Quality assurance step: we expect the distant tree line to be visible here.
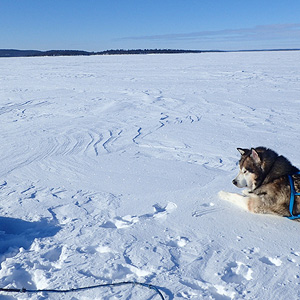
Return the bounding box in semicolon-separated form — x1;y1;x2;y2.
98;49;206;55
0;49;92;57
0;49;219;58
0;48;299;58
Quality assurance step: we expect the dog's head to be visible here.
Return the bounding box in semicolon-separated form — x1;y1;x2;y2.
232;148;263;191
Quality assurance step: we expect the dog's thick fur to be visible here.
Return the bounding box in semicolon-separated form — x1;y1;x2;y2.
219;147;300;219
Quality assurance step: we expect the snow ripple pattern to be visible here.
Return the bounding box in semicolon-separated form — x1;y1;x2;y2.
1;52;300;299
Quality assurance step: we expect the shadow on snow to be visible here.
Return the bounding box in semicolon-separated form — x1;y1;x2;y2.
0;217;61;256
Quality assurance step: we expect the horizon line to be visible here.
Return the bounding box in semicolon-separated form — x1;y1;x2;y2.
1;48;300;58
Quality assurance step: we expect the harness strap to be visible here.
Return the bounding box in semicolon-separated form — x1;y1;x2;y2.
287;172;300;220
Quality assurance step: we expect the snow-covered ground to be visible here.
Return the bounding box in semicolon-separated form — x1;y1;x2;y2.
0;51;300;299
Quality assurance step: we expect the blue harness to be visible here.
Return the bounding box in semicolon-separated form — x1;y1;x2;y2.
287;172;300;220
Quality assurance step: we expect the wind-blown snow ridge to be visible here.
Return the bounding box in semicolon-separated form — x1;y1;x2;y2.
0;52;300;299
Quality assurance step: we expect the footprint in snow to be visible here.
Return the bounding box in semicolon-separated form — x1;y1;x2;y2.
100;202;177;229
167;236;190;247
192;203;221;217
0;181;7;189
259;256;282;266
221;261;253;284
152;202;177;219
101;215;139;229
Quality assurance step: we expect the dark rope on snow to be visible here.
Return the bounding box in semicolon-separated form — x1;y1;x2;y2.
0;281;166;300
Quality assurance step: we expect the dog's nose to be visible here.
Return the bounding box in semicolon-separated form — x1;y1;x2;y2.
232;179;237;186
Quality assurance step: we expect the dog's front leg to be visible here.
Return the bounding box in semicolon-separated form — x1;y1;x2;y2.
218;191;250;211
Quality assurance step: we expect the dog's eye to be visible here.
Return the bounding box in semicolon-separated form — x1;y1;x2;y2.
243;170;248;174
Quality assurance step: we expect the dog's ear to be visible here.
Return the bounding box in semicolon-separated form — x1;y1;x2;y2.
250;148;261;164
237;148;248;155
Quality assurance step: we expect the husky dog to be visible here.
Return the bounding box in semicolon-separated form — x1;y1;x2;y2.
218;147;300;219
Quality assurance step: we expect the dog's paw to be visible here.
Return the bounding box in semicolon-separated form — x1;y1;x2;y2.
218;190;231;201
242;189;252;196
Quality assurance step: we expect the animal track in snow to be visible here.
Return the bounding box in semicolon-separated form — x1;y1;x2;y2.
192;203;221;217
41;246;63;262
0;181;7;189
100;202;177;229
100;215;139;229
259;256;282;266
152;202;177;218
242;247;260;258
291;251;300;257
221;261;253;284
167;236;190;248
77;244;113;255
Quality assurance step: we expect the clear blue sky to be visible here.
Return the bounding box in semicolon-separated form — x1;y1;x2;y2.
1;0;299;51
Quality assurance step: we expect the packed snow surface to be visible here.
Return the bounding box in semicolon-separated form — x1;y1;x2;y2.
0;51;300;299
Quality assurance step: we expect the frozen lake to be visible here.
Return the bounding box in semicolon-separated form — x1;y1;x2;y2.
1;51;300;299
